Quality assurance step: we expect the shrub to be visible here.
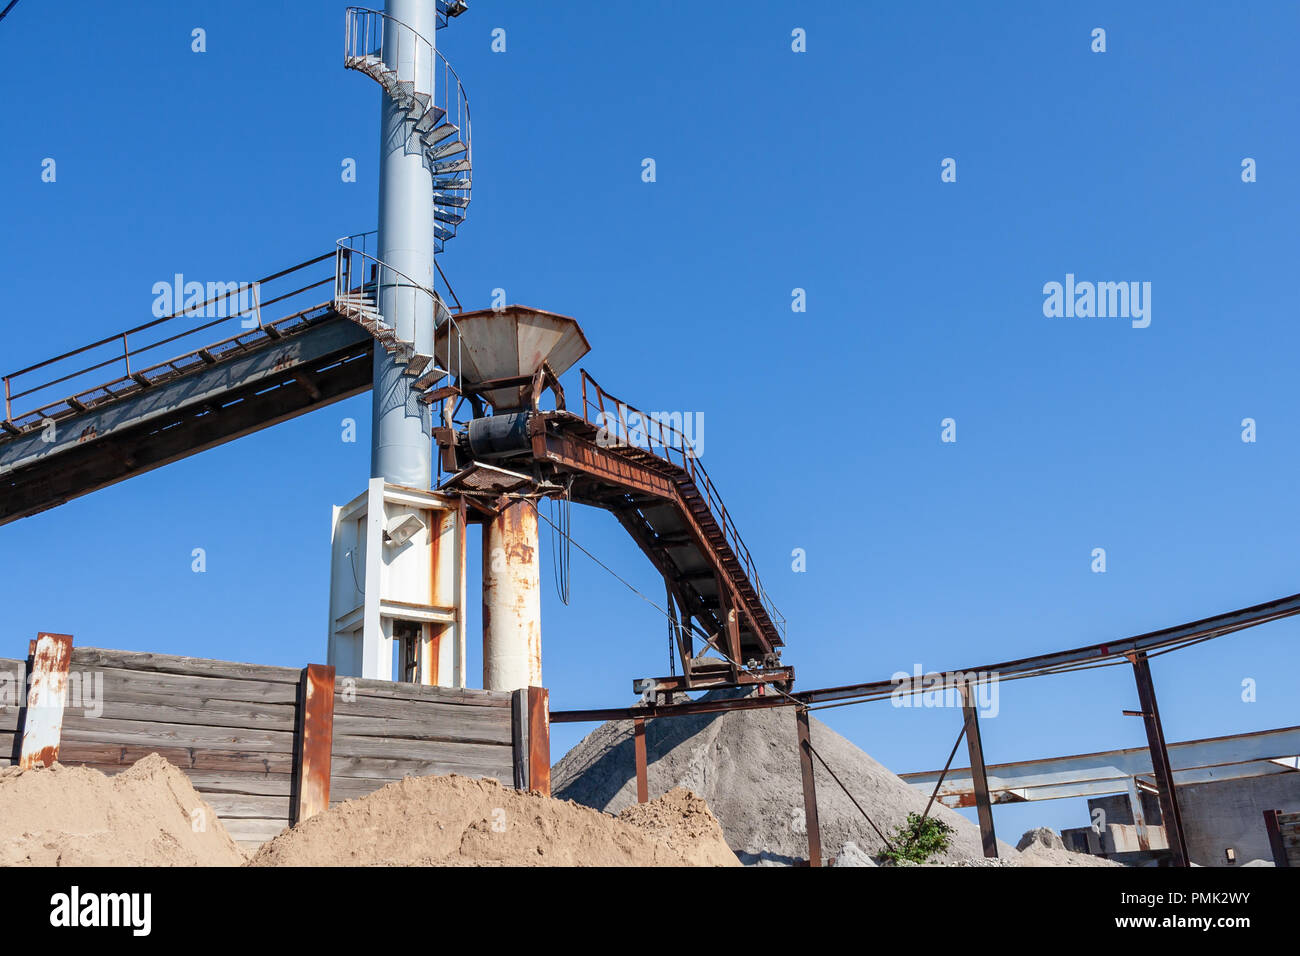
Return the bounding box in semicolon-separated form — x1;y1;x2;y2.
881;812;955;865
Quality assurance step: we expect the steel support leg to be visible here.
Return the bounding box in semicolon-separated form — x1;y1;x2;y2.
796;707;822;867
1129;651;1189;866
960;683;998;858
633;716;649;804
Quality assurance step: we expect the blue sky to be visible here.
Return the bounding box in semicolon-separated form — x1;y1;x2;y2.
2;1;1298;837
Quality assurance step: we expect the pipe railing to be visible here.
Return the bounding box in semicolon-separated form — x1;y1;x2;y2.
2;253;337;435
344;7;472;240
334;231;462;389
578;369;787;643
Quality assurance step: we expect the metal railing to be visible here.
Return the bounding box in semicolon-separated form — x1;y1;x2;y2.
2;254;339;436
578;369;786;643
344;6;472;185
334;231;462;386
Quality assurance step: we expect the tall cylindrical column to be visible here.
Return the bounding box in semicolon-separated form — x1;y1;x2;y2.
482;501;542;690
372;0;437;488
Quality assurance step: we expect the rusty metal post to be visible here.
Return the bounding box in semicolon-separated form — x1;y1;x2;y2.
795;706;822;867
1263;810;1290;867
19;633;74;770
633;716;649;803
424;503;465;687
482;499;541;691
293;664;336;824
1126;776;1151;851
960;682;998;858
527;685;551;796
1129;651;1189;866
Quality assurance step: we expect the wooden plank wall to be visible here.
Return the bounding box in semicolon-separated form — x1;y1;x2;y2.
329;676;515;805
58;648;301;849
5;644;538;851
0;656;24;767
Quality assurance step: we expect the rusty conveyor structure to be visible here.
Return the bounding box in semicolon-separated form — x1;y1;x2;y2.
0;259;786;684
433;350;786;677
532;390;786;668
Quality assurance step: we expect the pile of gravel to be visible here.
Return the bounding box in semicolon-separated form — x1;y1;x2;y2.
552;690;1019;865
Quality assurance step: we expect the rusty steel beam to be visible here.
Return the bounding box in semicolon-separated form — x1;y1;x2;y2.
293;663;336;824
960;684;997;858
1129;651;1189;866
527;685;551;796
805;591;1300;707
551;692;795;724
634;665;795;697
534;418;776;656
634;716;649;803
796;707;822;867
19;632;74;770
535;428;677;500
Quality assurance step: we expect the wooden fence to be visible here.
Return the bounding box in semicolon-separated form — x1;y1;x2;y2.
1;634;550;850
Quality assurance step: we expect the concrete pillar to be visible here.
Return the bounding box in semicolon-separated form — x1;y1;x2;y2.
482;501;542;690
371;0;437;488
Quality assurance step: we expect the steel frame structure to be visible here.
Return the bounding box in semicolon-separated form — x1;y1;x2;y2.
552;590;1300;866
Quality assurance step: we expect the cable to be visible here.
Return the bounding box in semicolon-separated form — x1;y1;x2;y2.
804;737;895;852
0;1;20;24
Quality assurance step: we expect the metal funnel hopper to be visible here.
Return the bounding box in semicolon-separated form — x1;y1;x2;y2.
436;305;591;411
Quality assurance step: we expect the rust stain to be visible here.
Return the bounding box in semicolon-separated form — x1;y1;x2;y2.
295;664;336;824
19;632;74;770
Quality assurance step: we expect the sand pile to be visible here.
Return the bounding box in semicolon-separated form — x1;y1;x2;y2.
1015;827;1121;867
249;773;737;866
553;691;1020;865
0;754;245;866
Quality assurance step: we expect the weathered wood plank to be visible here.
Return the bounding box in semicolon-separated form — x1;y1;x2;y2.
59;715;295;755
78;694;298;733
333;691;514;723
57;741;294;774
222;817;289;846
330;747;514;783
182;771;293;796
336;677;510;708
70;647;302;684
201;792;293;820
331;732;512;764
0;658;24;724
0;731;14;765
91;667;301;704
331;712;511;745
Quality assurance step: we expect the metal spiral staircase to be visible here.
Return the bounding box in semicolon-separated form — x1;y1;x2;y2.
344;5;472;253
334;5;471;397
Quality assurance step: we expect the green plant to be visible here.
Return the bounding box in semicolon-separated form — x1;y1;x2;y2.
881;812;956;864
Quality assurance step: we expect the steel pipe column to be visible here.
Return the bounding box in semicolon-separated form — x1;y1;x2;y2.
482;500;542;691
372;0;437;488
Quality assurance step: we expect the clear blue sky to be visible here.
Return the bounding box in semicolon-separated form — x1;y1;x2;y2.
2;1;1298;837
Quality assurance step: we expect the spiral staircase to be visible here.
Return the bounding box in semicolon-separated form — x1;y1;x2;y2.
344;5;472;254
334;4;472;394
